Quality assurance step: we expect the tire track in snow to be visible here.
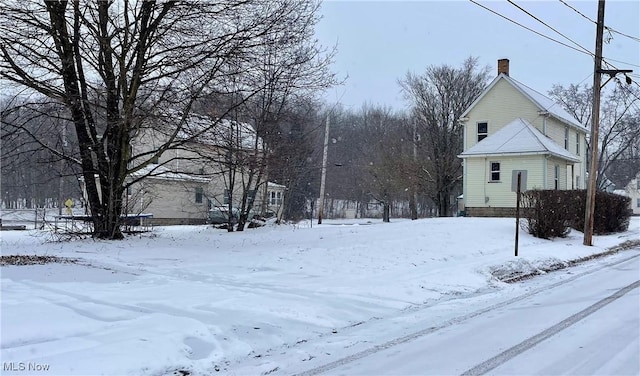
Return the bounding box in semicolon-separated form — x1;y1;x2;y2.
291;251;640;376
460;279;640;375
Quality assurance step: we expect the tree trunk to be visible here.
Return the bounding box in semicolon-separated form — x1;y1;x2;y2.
383;202;390;222
409;188;418;220
438;190;451;217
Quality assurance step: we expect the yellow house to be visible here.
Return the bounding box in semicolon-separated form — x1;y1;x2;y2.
458;59;588;217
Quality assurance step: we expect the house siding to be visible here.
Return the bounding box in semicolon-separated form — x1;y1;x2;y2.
464;156;545;208
464;79;543;151
463;78;587;165
625;175;640;215
126;179;208;225
464;158;487;207
544;120;565;147
545;157;572;190
129;125;274;223
461;75;588;217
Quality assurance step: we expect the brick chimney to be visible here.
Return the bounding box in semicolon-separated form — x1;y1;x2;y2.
498;58;509;76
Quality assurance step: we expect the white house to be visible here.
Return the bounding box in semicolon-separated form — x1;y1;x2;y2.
625;176;640;216
608;161;640;215
125;165;210;225
128;114;276;225
458;59;588;217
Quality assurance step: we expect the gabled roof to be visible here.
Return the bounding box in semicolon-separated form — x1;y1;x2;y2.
461;74;587;132
130;165;210;183
268;182;287;189
154;111;261;150
178;116;261;150
458;118;581;162
605;159;640;189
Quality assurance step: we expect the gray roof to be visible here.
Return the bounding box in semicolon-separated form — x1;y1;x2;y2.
130;165;210;183
605;159;640;189
462;74;588;132
459;118;581;162
178;116;261;150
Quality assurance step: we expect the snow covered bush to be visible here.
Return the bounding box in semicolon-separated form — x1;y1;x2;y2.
521;190;571;239
521;189;632;239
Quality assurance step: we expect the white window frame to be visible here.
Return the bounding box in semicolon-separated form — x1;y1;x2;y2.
269;191;282;206
554;165;560;190
564;127;569;149
576;133;580;155
490;161;500;182
477;122;488;142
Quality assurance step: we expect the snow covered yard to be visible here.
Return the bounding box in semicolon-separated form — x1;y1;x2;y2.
1;217;638;376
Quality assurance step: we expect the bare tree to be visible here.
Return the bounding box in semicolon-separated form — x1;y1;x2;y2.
225;1;337;231
0;0;330;238
318;104;410;222
400;57;490;216
267;99;324;221
549;81;640;189
358;106;408;222
189;0;336;231
1;99;81;210
321;107;369;204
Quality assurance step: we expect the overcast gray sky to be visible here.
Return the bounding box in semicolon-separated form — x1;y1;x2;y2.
314;0;640;111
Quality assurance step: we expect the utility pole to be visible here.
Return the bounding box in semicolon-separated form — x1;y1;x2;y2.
58;122;67;216
318;115;330;224
408;118;419;220
583;1;633;245
583;0;605;246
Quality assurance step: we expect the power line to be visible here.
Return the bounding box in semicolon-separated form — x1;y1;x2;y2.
471;1;640;70
558;0;640;42
468;0;593;57
607;28;640;43
615;77;640;102
470;1;639;135
558;0;594;24
603;57;640;69
602;60;640;94
555;1;640;68
507;0;592;55
509;0;640;69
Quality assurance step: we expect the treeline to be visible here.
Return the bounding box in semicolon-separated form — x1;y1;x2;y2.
1;0;637;237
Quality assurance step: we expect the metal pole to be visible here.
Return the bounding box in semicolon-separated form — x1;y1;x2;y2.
318;115;330;224
584;0;605;246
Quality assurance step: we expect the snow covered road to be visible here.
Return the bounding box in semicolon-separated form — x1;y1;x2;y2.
295;253;640;375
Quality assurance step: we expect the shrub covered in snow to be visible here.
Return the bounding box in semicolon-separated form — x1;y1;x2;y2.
521;189;632;239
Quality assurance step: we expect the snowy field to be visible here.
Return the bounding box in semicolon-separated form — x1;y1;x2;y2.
1;216;639;375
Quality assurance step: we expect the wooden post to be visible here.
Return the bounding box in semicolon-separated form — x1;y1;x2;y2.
515;172;521;257
584;0;606;246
